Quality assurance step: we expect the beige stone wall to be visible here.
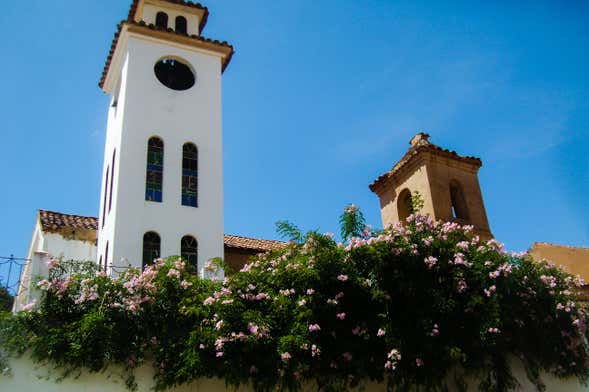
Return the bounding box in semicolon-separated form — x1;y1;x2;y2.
376;157;436;229
224;247;257;273
425;153;492;239
530;243;589;300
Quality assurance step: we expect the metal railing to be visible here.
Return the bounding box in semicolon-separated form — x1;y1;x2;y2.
0;255;29;294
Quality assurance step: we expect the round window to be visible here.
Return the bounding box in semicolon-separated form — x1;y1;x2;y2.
154;57;195;91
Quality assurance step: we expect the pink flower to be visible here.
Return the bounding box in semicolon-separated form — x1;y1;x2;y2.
431;324;439;337
335;292;345;300
416;358;424;367
311;344;321;357
203;297;216;306
167;268;180;278
309;324;321;332
457;279;468;293
424;256;437;269
336;313;346;320
377;328;386;337
337;274;348;282
281;352;292;361
22;300;37;312
306;289;315;295
352;326;361;335
216;352;224;358
180;280;192;289
342;352;353;361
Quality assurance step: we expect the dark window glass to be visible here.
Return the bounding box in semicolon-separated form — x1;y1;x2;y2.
450;181;469;220
146;137;164;202
154;58;195;91
175;16;187;34
143;232;161;268
181;235;198;270
182;143;198;207
102;166;110;227
104;241;109;270
109;149;116;212
156;12;169;29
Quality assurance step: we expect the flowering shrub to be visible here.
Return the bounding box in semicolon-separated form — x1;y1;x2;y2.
1;211;588;391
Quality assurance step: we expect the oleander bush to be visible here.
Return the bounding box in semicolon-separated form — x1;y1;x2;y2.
1;205;588;391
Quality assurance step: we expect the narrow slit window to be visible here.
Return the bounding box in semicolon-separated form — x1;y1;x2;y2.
182;143;198;207
181;235;198;270
450;181;469;220
104;241;109;271
109;150;116;212
175;16;188;34
156;12;169;29
143;232;161;269
102;166;110;227
146;137;164;202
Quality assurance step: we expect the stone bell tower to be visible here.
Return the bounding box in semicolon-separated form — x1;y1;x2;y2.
96;0;233;274
370;133;493;239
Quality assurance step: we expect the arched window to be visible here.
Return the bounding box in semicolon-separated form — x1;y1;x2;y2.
155;12;169;29
109;149;116;212
182;143;198;207
397;188;413;223
181;235;198;270
450;181;469;220
146;137;164;202
175;16;187;34
102;166;110;227
143;232;161;268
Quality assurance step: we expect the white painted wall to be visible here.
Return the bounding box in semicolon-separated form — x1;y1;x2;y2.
2;355;587;392
142;3;201;36
97;31;225;275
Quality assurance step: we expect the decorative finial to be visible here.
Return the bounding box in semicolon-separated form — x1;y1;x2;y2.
409;132;430;146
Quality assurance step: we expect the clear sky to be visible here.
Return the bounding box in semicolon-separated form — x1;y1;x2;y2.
0;0;588;282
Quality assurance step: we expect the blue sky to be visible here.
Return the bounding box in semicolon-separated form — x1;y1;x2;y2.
0;0;587;284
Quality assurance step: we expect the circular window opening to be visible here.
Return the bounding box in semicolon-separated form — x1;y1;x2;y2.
154;58;195;91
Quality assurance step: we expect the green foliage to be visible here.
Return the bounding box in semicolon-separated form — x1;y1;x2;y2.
1;215;588;392
339;204;366;240
276;220;304;243
410;191;425;213
0;287;13;313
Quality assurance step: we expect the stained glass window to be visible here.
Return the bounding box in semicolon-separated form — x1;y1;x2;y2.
143;232;160;269
181;235;198;270
146;137;164;202
182;143;198;207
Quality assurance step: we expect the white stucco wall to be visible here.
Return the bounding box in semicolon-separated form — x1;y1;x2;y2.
1;355;587;392
97;31;225;275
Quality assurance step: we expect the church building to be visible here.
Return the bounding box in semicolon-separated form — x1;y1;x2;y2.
13;0;589;310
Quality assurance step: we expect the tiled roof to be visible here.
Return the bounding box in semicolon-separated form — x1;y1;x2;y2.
39;210;98;232
99;20;233;89
37;210;285;253
369;133;482;192
127;0;209;32
224;234;287;252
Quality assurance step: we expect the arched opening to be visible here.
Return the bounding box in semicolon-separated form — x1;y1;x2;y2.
109;149;116;212
102;166;110;227
146;137;164;202
143;232;161;268
182;143;198;207
397;188;413;223
155;12;169;29
154;58;195;91
450;180;469;220
175;16;187;34
181;235;198;270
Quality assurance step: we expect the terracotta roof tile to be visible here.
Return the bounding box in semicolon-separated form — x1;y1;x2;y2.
37;210;285;253
369;133;482;193
99;20;233;89
39;210;98;232
223;234;287;252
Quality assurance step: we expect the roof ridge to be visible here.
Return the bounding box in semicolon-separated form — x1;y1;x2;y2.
224;233;286;244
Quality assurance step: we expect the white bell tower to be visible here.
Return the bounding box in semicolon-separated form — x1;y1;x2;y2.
96;0;233;275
